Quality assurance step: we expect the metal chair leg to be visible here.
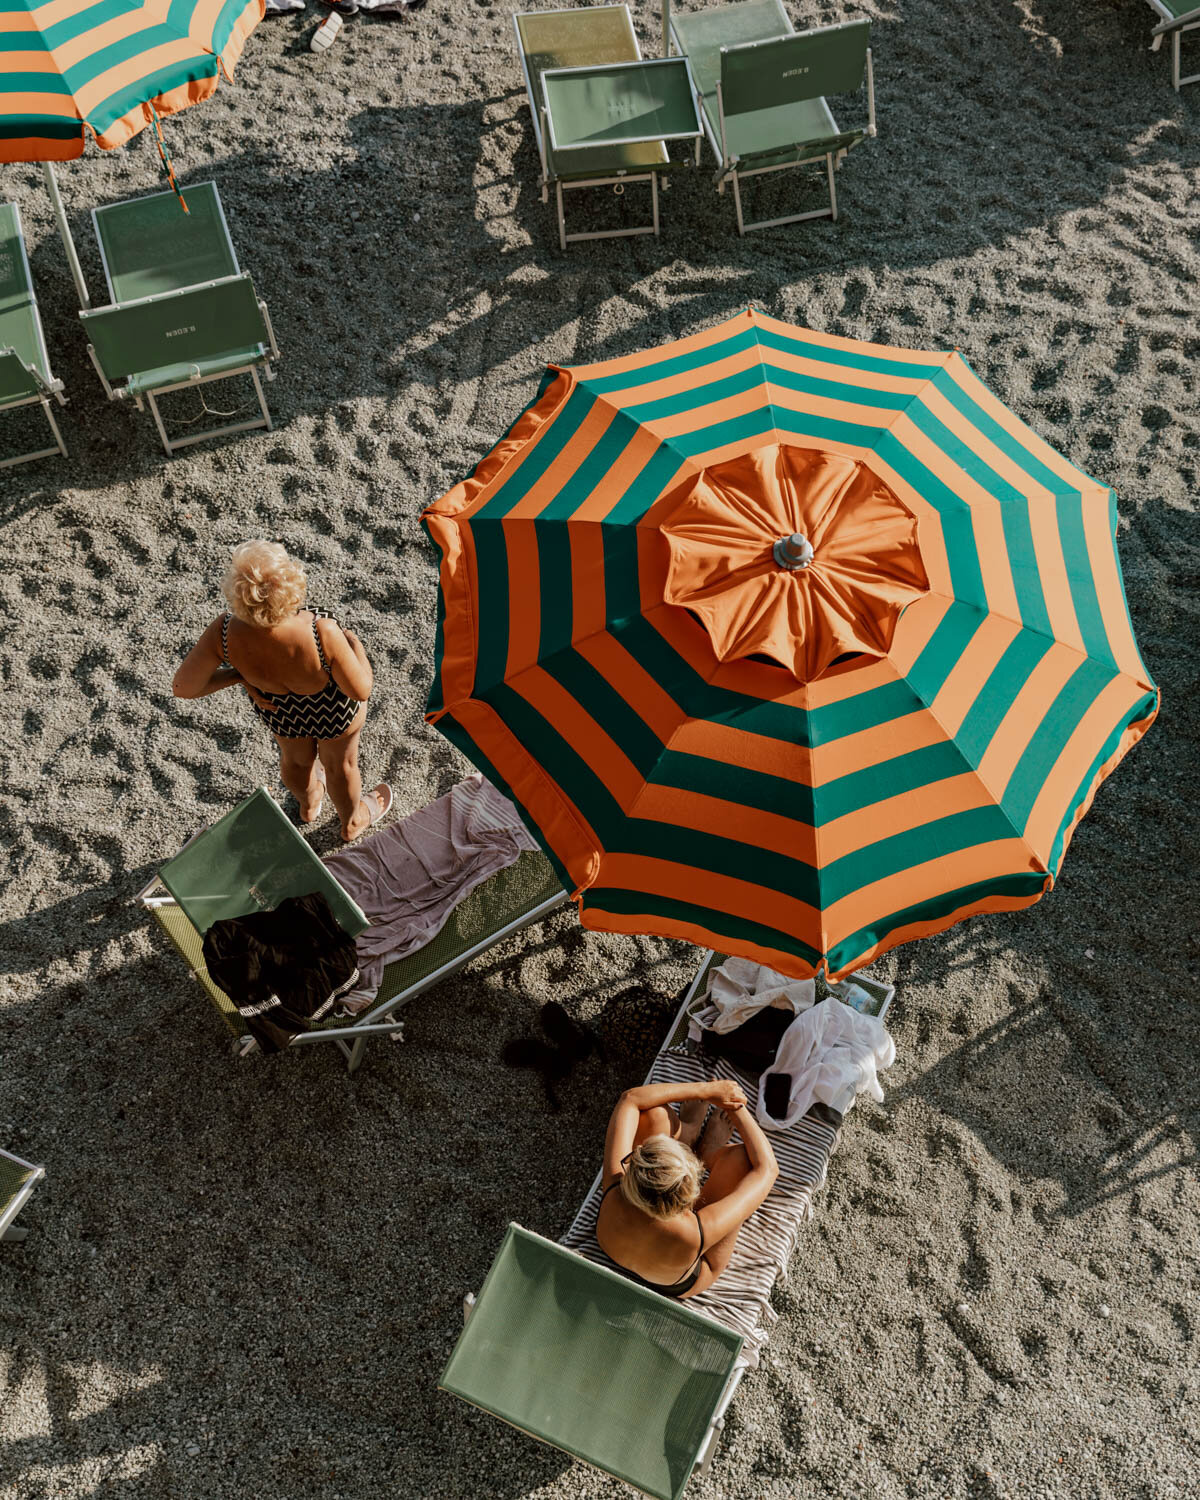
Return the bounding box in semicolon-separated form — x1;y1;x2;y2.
41;396;67;458
2;1225;29;1243
250;365;273;432
827;153;838;222
147;391;173;456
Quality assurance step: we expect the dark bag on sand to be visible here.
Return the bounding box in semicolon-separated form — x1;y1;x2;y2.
700;1005;795;1072
202;890;359;1054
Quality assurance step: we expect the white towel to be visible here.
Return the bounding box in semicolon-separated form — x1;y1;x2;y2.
757;999;896;1129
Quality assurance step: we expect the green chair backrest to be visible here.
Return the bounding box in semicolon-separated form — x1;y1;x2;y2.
721;19;870;115
93;183;238;304
158;787;368;938
440;1225;743;1500
0;348;39;403
542;58;700;149
0;202;50;385
81;274;269;383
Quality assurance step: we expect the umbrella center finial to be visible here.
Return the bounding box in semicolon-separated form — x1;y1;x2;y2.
773;532;814;571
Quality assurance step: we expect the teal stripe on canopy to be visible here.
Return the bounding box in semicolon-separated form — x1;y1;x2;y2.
825;870;1048;973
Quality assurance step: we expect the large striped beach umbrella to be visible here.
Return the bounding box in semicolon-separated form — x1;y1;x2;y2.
422;309;1158;981
0;0;263;304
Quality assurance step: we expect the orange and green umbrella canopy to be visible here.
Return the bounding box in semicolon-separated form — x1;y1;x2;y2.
423;310;1158;981
0;0;262;161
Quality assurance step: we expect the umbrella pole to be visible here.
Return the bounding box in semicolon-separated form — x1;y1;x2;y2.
662;0;670;57
41;162;90;310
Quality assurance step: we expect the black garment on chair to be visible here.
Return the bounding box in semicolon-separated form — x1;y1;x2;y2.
202;890;359;1053
699;1005;795;1072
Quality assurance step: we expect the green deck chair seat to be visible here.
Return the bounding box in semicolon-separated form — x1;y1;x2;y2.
514;6;701;249
1;1147;45;1243
0;202;68;467
516;7;669;179
144;788;568;1069
441;1224;743;1500
82;184;279;457
671;0;874;234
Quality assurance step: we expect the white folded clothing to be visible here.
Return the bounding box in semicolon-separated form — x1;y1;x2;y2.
757;999;895;1129
691;955;815;1034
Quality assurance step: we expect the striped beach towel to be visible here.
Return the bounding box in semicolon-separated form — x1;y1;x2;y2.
560;1045;842;1365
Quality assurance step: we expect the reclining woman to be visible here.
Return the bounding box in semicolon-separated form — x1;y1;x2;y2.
597;1078;778;1300
172;540;391;842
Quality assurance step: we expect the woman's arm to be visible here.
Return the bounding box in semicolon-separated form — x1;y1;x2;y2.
695;1106;779;1246
173;619;244;699
320;620;373;702
619;1079;741;1114
602;1080;745;1187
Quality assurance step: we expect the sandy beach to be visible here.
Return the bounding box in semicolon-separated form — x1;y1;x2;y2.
1;1;1197;1496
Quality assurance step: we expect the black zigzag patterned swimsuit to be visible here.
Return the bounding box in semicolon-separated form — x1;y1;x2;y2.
222;608;361;741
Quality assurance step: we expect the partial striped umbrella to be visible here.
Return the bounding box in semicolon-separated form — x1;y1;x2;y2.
423;309;1157;981
0;0;264;304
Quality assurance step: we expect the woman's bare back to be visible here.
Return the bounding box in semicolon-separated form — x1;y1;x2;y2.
223;610;332;696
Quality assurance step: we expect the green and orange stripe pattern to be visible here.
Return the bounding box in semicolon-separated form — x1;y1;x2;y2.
0;0;262;160
423;310;1157;980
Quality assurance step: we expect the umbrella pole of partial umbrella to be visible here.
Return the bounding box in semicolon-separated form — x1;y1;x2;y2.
41;163;90;309
662;0;670;57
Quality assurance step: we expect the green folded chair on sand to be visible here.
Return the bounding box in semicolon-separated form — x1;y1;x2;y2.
670;0;876;234
514;6;703;250
1147;2;1200;88
1;1147;45;1244
442;1224;744;1500
138;786;567;1072
81;183;278;457
0;202;68;468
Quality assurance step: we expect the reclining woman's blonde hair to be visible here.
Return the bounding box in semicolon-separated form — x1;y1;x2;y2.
223;541;307;629
620;1134;703;1220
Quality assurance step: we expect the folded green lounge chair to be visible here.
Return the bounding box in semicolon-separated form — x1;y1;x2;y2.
81;183;278;457
443;1223;744;1500
514;6;703;250
442;952;890;1495
1148;3;1200;88
670;0;875;234
138;787;567;1072
0;203;68;468
1;1147;45;1244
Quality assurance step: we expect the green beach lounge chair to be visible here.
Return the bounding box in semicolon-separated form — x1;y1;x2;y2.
1;1147;45;1244
442;1223;745;1500
138;786;567;1072
514;7;703;250
669;1;876;234
1148;3;1200;88
443;951;893;1495
80;183;278;457
0;202;68;468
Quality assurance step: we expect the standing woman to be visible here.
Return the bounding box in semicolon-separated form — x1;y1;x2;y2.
173;541;392;842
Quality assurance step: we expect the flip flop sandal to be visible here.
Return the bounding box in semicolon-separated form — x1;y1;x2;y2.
342;782;392;843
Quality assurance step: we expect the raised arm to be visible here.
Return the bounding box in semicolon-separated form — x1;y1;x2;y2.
172;618;244;699
602;1079;744;1188
695;1105;779;1246
319;619;373;702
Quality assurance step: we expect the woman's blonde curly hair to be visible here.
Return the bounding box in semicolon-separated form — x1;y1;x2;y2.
620;1134;703;1220
223;541;307;629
